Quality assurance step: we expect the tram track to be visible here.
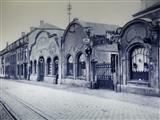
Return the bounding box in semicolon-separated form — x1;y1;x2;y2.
1;89;56;120
0;100;17;120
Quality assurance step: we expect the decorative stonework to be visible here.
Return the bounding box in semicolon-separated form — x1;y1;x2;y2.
124;24;147;43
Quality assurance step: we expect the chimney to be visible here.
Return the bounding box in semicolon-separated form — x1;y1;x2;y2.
6;42;9;48
21;32;25;37
40;20;44;26
30;26;35;31
73;17;78;21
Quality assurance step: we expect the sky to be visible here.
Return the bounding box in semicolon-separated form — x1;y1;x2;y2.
0;0;141;50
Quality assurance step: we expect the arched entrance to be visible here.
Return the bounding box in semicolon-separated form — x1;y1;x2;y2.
67;55;73;76
37;56;45;81
46;57;51;75
77;53;86;77
129;45;149;81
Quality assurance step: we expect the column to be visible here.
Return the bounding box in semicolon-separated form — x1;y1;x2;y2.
86;57;90;81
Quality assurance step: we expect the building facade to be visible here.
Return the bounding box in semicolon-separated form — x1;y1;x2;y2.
0;0;159;96
0;32;28;80
28;21;64;83
61;19;118;88
116;0;160;96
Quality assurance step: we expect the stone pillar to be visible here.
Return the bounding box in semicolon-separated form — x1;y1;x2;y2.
58;41;62;84
73;60;76;80
90;60;97;82
58;55;62;84
86;57;90;81
90;61;94;82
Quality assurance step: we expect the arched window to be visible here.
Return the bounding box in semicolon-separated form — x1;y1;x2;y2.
34;60;37;74
53;56;59;75
67;55;73;76
77;53;86;77
30;61;33;74
47;57;51;75
130;46;149;81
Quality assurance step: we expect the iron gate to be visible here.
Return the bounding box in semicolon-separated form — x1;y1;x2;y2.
96;63;114;89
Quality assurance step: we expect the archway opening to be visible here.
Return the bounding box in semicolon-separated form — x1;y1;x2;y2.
34;60;37;74
38;56;45;81
47;57;51;75
77;53;86;77
67;55;73;76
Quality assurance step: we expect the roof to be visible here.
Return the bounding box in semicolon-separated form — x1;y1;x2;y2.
39;22;62;29
133;2;160;17
75;19;119;35
0;22;64;53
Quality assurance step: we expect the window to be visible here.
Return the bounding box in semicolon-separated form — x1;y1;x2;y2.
111;54;118;73
67;55;73;76
130;46;149;81
34;60;37;74
77;53;86;77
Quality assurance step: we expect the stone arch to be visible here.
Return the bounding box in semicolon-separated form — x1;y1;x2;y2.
119;19;152;37
30;31;50;56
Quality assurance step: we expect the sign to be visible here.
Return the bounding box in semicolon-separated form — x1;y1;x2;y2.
85;46;92;56
82;38;90;45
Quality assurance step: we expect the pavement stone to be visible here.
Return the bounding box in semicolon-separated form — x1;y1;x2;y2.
0;102;13;120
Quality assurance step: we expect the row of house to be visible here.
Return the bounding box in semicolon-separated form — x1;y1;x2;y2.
0;0;160;96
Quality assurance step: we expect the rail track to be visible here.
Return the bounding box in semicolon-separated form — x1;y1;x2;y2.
0;100;16;120
1;90;55;120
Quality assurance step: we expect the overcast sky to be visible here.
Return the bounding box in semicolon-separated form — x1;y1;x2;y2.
0;0;141;50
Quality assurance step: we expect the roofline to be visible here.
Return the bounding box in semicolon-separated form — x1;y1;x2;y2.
0;27;64;53
119;19;152;37
133;4;160;18
62;19;88;44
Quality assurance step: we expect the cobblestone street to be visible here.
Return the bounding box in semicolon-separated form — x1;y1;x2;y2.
0;79;160;120
0;101;14;120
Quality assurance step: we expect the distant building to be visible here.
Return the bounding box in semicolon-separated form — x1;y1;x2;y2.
28;21;64;83
0;32;28;79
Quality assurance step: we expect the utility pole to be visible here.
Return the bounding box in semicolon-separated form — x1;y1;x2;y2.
67;0;72;24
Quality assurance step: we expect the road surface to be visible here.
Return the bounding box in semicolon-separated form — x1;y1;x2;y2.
0;79;159;120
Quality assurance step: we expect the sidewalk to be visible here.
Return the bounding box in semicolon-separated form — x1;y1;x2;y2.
5;79;160;109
